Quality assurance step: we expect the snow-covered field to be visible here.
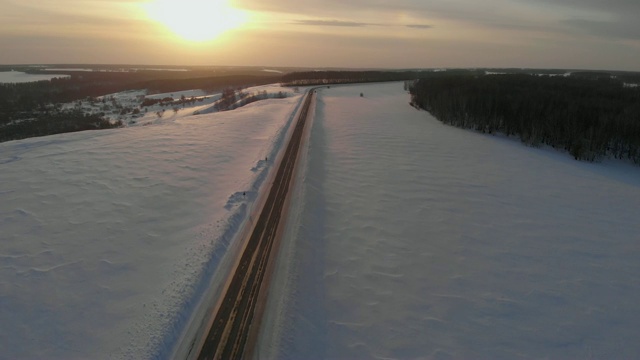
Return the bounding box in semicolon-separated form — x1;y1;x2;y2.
258;82;640;359
0;85;304;358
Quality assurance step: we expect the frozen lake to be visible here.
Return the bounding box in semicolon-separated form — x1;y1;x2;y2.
0;71;69;83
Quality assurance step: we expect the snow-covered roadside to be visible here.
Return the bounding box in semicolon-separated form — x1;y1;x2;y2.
252;89;319;359
170;87;309;360
259;82;640;359
0;85;304;359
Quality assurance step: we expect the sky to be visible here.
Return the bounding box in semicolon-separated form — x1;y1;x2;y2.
0;0;639;71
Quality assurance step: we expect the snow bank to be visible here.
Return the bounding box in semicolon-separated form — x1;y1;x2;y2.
0;85;304;359
259;82;640;359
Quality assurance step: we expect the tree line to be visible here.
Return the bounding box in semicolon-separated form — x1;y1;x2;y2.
1;110;122;143
212;88;288;112
282;70;436;86
4;67;639;145
409;73;640;163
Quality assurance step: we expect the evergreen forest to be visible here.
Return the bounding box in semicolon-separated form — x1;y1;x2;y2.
409;73;640;163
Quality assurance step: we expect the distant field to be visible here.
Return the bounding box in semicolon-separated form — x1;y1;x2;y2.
259;82;640;359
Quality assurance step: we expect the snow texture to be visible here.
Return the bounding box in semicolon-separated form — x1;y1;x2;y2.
0;85;304;359
258;82;640;359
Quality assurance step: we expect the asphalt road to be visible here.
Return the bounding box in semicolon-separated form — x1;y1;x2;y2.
196;89;315;360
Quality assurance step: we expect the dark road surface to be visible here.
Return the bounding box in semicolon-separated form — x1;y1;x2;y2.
196;89;315;360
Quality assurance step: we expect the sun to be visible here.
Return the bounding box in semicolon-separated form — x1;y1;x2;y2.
144;0;248;42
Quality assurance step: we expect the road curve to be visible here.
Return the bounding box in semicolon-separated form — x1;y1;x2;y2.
196;89;315;360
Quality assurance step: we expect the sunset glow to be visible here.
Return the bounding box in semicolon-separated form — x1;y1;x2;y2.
143;0;248;42
0;0;639;70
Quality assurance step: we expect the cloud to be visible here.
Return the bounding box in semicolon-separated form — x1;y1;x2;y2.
530;0;640;40
239;0;640;41
236;0;555;35
535;0;640;12
563;18;640;40
294;19;433;29
293;20;372;27
406;24;433;29
236;0;429;21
